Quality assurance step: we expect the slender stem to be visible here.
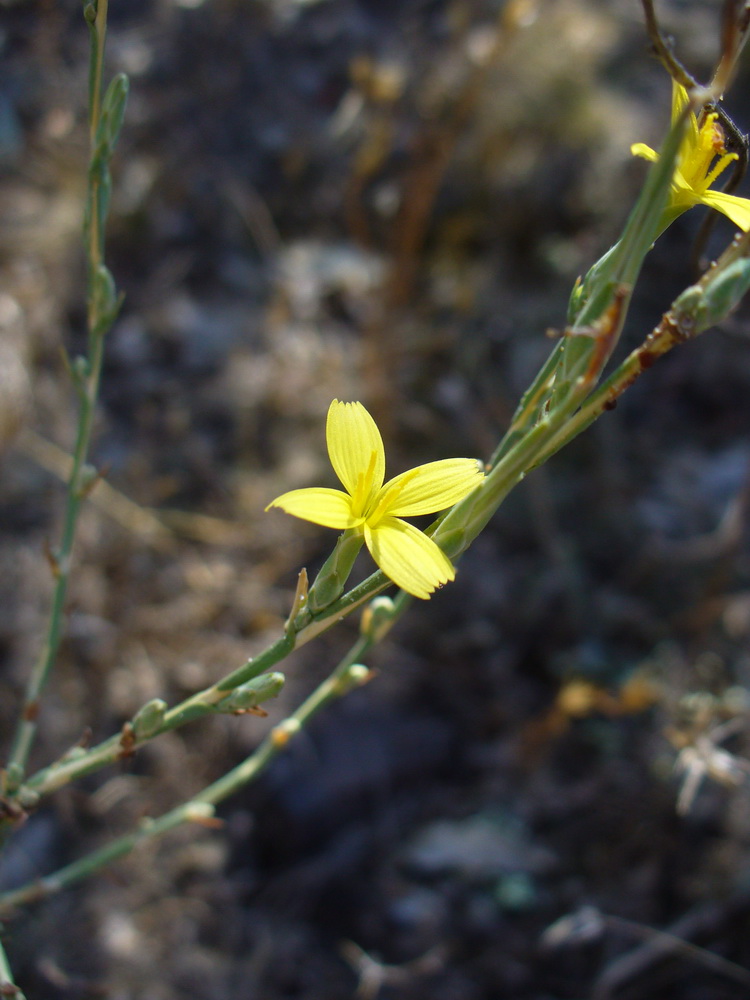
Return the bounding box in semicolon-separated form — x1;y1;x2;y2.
0;285;739;907
488;338;564;467
0;936;25;999
9;263;717;806
8;309;661;801
21;633;295;797
0;623;388;916
6;0;117;784
87;0;108;143
8;370;588;802
529;334;672;468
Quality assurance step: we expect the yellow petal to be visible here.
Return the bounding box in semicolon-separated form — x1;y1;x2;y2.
670;168;694;194
699;189;750;232
326;400;385;501
630;142;658;163
380;458;484;518
364;517;455;599
267;488;360;529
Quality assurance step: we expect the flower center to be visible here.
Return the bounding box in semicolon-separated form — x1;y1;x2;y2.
685;113;737;193
365;467;421;527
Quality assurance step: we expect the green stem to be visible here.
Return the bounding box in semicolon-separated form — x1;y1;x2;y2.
6;0;116;785
306;528;365;613
0;935;25;999
8;274;694;805
0;274;729;910
86;0;108;143
21;634;295;797
488;339;564;468
0;625;385;917
7;337;617;801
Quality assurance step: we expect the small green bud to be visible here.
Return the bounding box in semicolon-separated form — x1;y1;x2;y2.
216;672;285;714
567;274;585;324
307;529;364;613
334;663;373;696
699;258;750;330
131;698;168;739
92;264;118;323
15;786;40;810
674;259;750;336
184;802;216;824
360;596;395;642
71;355;91;382
3;762;24;794
83;1;97;24
345;663;372;686
671;284;703;321
270;717;301;747
98;73;129;154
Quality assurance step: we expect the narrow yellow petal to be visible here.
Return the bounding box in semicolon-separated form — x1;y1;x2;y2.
364;517;455;599
380;459;484;518
326;400;385;501
630;142;659;163
267;488;360;529
699;189;750;232
670;168;694;194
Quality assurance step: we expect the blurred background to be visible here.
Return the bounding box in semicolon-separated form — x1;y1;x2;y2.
2;0;750;996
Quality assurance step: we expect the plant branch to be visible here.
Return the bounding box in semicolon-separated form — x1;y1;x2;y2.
5;0;126;786
0;605;402;916
0;936;25;999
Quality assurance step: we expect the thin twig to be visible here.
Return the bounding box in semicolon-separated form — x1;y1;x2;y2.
0;936;25;999
0;617;386;916
593;908;750;999
6;0;124;786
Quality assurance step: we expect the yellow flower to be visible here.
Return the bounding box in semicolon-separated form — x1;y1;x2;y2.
631;81;750;232
267;400;484;599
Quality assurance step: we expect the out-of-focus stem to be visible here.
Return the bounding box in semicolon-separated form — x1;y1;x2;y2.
6;0;116;784
0;936;26;999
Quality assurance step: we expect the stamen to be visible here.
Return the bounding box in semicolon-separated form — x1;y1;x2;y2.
703;151;738;192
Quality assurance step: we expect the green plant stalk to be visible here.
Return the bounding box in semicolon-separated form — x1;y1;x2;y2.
306;528;365;613
17;574;390;800
548;95;690;411
16;219;750;805
0;613;396;917
0;936;26;999
8;343;615;802
5;31;749;912
6;0;120;785
530;230;750;469
86;0;108;150
488;339;564;467
2;22;697;800
3;240;747;904
5;284;694;802
20;633;295;797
